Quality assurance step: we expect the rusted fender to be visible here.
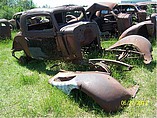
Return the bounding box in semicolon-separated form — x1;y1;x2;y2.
119;20;154;40
49;71;139;112
107;35;153;64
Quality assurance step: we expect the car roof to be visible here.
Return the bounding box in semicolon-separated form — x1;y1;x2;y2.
0;19;8;23
137;1;157;6
23;5;85;15
118;3;137;6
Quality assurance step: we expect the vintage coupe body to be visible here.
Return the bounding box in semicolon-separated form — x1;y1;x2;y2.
12;5;101;62
9;12;23;30
116;3;147;22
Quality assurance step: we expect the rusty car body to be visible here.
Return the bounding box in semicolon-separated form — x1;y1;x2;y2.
0;19;11;39
49;71;138;112
106;35;153;64
86;2;119;37
137;1;157;13
86;2;136;37
116;3;147;22
151;13;157;38
9;12;23;30
12;5;101;62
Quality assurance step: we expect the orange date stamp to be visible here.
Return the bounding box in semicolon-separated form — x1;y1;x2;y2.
121;100;149;106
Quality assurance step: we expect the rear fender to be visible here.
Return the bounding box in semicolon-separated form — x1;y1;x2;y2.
49;71;139;112
119;21;154;40
12;33;31;59
107;35;153;64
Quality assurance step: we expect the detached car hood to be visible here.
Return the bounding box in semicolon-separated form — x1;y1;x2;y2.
86;2;117;12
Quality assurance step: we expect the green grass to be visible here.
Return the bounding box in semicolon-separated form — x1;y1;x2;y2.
0;32;156;117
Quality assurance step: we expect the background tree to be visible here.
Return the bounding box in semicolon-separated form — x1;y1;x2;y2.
0;0;36;19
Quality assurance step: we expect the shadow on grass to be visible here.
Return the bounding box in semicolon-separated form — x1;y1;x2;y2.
19;60;58;76
125;58;156;72
144;60;156;72
18;58;91;76
69;89;128;117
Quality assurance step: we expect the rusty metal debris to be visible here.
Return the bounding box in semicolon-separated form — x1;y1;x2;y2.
86;2;117;13
0;19;11;39
117;13;132;35
49;71;139;112
119;20;154;40
106;35;153;64
89;58;133;75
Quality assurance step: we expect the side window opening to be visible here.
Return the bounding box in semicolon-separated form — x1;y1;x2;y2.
0;23;7;27
54;10;86;26
126;7;135;12
27;15;53;31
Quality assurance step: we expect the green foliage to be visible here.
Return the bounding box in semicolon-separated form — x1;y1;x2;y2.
146;4;156;15
0;0;36;19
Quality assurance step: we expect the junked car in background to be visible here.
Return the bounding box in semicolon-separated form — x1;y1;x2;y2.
119;13;156;41
9;12;23;30
86;2;151;38
137;1;157;13
86;2;138;38
115;3;147;22
86;2;119;38
0;19;11;39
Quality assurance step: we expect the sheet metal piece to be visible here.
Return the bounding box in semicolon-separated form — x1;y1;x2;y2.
117;13;132;35
89;58;133;72
49;71;138;112
119;20;154;40
86;2;117;13
107;35;152;64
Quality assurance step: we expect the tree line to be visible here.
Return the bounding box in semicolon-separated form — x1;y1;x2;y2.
0;0;36;20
